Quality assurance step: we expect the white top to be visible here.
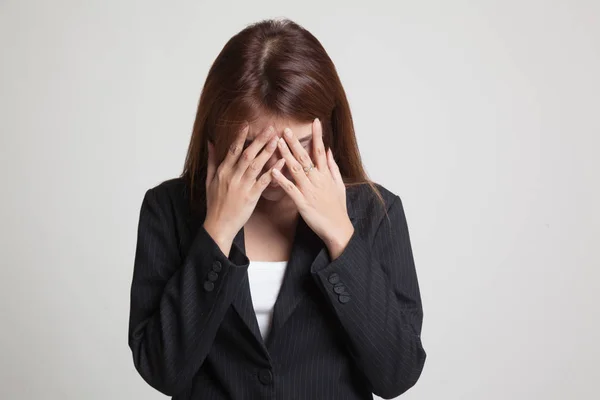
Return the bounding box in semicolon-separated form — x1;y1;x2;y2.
247;260;288;340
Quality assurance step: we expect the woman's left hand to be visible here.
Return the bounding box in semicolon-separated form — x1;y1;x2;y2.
271;118;354;260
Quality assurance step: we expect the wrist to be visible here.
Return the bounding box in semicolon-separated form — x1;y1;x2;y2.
203;220;235;256
326;221;354;260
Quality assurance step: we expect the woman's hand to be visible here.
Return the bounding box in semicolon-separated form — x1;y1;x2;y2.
204;124;285;245
271;118;354;259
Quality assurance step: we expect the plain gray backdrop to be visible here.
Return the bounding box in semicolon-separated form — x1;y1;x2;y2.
1;0;598;399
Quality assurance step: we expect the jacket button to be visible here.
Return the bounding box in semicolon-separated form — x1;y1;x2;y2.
207;271;218;281
203;281;215;292
338;295;351;303
328;273;340;284
258;369;273;385
212;261;222;272
333;285;346;294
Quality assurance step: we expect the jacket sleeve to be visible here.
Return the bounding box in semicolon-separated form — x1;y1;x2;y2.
310;194;426;399
128;187;250;396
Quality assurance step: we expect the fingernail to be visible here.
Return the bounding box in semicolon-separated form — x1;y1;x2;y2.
284;128;292;138
278;137;285;147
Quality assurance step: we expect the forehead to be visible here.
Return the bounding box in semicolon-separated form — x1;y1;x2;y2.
248;115;313;140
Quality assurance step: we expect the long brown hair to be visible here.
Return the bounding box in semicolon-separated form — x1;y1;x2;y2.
181;18;386;217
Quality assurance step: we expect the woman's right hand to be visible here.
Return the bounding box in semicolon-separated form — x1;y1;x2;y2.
203;123;285;250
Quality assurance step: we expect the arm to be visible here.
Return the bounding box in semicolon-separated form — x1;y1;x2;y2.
128;188;250;396
310;194;426;399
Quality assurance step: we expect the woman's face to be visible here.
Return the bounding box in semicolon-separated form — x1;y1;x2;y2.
246;116;314;201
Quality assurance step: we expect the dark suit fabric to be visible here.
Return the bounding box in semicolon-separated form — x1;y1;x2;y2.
128;177;426;399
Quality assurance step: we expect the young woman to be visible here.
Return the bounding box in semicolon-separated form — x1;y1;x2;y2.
128;18;426;400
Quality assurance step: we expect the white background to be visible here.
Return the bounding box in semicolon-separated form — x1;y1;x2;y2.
1;1;598;399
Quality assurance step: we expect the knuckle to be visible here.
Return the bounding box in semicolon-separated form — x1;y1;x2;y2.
291;163;303;173
249;160;260;171
241;151;252;162
259;174;270;185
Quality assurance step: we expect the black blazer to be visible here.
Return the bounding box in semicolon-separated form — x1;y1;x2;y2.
128;177;426;399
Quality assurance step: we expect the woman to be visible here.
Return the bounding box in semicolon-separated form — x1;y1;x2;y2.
128;18;426;399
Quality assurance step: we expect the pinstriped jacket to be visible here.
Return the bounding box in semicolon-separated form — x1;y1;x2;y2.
128;177;426;399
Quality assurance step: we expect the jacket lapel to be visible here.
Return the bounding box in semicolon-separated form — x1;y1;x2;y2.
231;205;358;352
229;215;317;352
264;214;324;348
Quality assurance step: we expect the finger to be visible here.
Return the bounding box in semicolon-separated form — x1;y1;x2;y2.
311;118;328;172
250;158;285;198
283;127;314;171
279;130;311;187
206;141;215;191
242;134;280;183
232;125;276;181
221;122;250;172
271;165;304;205
328;147;344;186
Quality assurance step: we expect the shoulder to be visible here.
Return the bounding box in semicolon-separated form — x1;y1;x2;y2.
142;177;192;216
345;181;401;222
146;177;189;197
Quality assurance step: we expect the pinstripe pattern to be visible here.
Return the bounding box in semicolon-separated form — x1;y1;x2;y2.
128;177;426;399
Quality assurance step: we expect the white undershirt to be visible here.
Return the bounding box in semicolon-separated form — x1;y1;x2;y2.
247;260;288;340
